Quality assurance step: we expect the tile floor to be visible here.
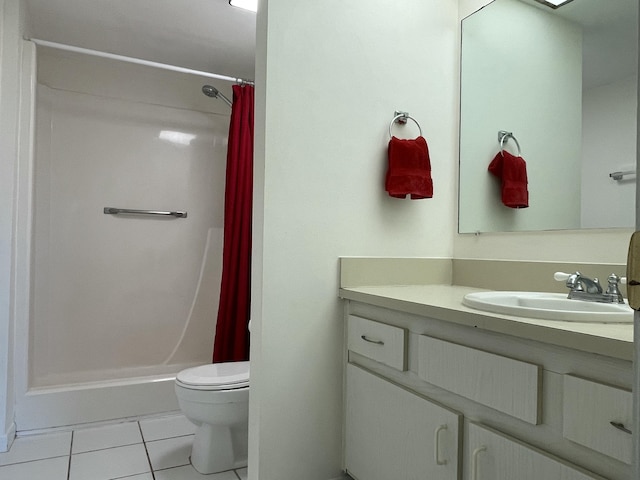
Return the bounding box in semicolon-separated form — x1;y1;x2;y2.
0;413;248;480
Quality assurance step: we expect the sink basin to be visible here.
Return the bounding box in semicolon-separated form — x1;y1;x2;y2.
462;291;634;323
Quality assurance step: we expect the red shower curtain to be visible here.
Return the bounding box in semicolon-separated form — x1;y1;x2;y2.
213;84;254;363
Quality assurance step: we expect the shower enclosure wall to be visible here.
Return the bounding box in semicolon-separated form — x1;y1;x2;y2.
14;42;231;431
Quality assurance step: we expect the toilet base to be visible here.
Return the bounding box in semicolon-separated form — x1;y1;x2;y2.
190;421;248;474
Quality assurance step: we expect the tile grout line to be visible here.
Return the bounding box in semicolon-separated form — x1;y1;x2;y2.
0;454;69;469
69;440;144;456
111;473;156;480
67;430;74;480
143;433;194;444
137;421;156;480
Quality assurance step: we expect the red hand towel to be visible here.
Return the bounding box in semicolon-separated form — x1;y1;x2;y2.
488;151;528;208
385;136;433;199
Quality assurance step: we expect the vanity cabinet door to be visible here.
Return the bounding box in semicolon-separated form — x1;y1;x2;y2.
345;364;461;480
466;423;606;480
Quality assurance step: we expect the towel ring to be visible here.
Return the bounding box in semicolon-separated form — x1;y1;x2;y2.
389;114;423;139
499;130;521;157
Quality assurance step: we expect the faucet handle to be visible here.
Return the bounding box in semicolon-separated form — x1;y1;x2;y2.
606;274;625;303
555;271;583;291
606;273;626;287
553;272;572;282
555;271;604;293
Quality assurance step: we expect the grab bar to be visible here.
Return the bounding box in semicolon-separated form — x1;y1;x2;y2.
103;207;187;218
609;170;636;181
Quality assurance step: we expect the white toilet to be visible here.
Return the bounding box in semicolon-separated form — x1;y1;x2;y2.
174;361;250;474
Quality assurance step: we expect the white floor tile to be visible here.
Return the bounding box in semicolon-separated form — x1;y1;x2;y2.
0;456;69;480
139;414;196;442
115;474;154;480
146;435;193;471
155;464;238;480
0;431;71;466
72;421;143;453
236;467;248;480
69;443;150;480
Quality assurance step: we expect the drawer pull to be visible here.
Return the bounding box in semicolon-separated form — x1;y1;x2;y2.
434;424;448;466
361;335;384;345
610;421;632;434
472;445;487;480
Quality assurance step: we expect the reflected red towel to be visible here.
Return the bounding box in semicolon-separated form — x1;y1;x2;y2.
385;136;433;199
488;151;528;208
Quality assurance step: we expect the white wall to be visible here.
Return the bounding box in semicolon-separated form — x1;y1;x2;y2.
0;0;25;451
581;75;637;229
459;0;491;18
251;0;459;478
459;0;582;233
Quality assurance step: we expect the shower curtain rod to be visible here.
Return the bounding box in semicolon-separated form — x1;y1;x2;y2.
28;38;254;85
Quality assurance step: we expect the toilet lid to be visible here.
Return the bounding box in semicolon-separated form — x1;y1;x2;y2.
176;361;250;390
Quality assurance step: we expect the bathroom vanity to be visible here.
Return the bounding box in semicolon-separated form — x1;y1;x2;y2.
339;282;632;480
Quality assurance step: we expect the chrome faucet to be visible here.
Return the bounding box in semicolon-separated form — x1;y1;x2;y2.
557;271;625;304
565;272;602;294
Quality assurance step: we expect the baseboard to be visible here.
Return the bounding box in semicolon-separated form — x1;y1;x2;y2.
328;474;352;480
0;421;16;452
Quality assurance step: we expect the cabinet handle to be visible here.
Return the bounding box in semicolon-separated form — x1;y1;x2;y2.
360;335;384;345
434;424;448;466
610;421;632;434
472;445;487;480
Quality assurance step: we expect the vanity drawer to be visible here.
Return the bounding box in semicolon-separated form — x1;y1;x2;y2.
347;316;407;371
563;375;632;464
417;336;541;424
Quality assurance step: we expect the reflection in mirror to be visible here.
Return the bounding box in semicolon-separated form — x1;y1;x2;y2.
458;0;638;233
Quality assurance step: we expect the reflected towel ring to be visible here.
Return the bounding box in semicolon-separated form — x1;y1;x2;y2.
499;130;521;157
389;113;423;139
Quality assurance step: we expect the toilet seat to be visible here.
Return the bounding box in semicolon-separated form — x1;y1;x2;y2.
176;361;250;391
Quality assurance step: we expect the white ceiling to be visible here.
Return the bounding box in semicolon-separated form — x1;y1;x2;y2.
24;0;637;90
24;0;257;81
536;0;638;88
493;0;638;89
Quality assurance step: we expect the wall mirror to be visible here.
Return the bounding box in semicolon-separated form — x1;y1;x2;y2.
458;0;638;233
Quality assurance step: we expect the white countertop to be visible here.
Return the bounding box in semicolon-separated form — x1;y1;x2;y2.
339;284;634;361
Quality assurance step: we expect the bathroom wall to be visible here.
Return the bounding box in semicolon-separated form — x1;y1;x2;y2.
252;0;459;478
0;0;25;451
460;0;491;18
581;75;637;229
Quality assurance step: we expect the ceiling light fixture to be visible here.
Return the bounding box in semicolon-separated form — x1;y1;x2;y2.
533;0;574;9
229;0;257;13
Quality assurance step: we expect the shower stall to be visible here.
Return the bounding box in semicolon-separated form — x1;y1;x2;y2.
14;41;234;431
